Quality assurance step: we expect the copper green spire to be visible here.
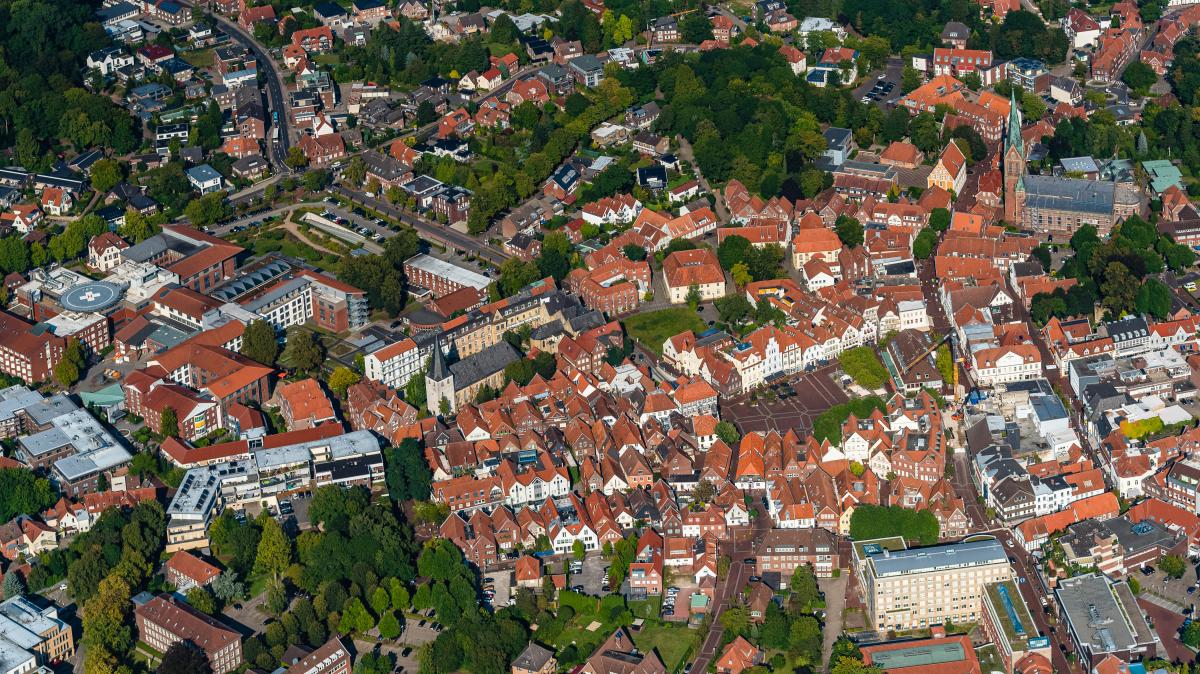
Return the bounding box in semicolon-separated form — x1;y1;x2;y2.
1006;88;1023;157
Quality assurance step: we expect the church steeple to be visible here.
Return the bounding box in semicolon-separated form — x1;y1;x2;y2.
429;337;450;381
1005;89;1023;158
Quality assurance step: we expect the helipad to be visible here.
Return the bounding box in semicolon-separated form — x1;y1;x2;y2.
60;282;123;313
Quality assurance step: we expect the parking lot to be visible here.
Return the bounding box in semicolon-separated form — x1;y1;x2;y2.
721;365;850;435
481;568;513;610
568;553;610;595
854;56;904;107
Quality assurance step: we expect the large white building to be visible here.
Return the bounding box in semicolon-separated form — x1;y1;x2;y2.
857;537;1012;631
364;337;424;390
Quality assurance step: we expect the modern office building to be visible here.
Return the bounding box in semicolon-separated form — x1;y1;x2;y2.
1055;573;1156;668
857;537;1012;631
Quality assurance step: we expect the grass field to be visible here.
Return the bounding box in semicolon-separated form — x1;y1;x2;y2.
624;308;706;354
180;49;214;68
633;622;701;672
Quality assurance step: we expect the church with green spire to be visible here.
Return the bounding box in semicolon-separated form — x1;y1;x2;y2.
1002;89;1025;225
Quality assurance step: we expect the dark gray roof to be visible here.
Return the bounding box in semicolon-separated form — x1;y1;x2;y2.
449;340;521;388
513;643;555;672
429;339;451;381
941;21;969;39
1020;175;1114;215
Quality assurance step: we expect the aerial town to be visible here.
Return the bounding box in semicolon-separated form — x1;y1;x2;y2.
3;0;1200;672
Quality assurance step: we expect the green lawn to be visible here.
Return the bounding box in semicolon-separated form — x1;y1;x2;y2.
634;622;701;672
313;53;340;66
180;49;214;68
624;308;706;354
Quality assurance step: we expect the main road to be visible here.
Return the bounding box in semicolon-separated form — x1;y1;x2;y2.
178;0;293;171
329;183;511;265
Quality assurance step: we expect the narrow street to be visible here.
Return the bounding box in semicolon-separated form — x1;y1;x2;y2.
676;137;728;223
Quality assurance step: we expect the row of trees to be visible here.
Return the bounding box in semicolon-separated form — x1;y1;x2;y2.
1031;218;1193;323
848;504;941;544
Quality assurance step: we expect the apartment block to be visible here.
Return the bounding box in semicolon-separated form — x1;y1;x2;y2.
754;527;840;578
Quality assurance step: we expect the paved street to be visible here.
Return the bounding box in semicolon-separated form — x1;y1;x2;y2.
329;183;510;265
177;0;292;171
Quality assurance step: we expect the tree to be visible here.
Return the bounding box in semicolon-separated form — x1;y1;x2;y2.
241;320;279;366
379;611;403;639
211;572;244;602
2;572;24;599
788;616;822;666
928;208;950;232
1122;61;1157;93
328;366;361;399
718;235;751;270
90;158;123;193
497;258;541;297
286;146;309;169
715;421;740;445
183;192;230;227
254;516;292;578
686;284;702;310
53;358;79;389
912;228;938;259
835;216;864;248
849;504;940;544
281;327;324;374
831;657;883;674
715;294;753;326
157;641;211;674
386;438;433;502
344;155;367;186
186;586;217;615
340;597;375;634
680;11;714;42
623;244;647;261
1160;553;1186;578
1100;261;1138;316
1135;278;1172;319
723;261;749;287
573;539;586;561
160;406;179;439
405;373;427;408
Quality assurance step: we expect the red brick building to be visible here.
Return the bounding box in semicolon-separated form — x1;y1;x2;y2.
136;594;242;673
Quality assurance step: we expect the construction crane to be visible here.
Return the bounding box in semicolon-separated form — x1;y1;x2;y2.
896;332;960;400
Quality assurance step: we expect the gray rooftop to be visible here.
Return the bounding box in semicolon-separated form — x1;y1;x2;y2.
1056;573;1151;656
404;254;490;291
253;429;380;473
1021;175;1115;215
868;538;1006;577
169;459;256;519
186;164;222;183
449;340;522;389
0;386;46;424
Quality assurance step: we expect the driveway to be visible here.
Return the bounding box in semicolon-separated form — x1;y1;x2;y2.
819;574;848;670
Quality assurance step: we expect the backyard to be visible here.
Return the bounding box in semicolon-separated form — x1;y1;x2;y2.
548;591;700;673
624;308;706;355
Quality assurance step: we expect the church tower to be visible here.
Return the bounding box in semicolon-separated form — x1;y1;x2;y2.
1003;89;1026;225
425;338;456;416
